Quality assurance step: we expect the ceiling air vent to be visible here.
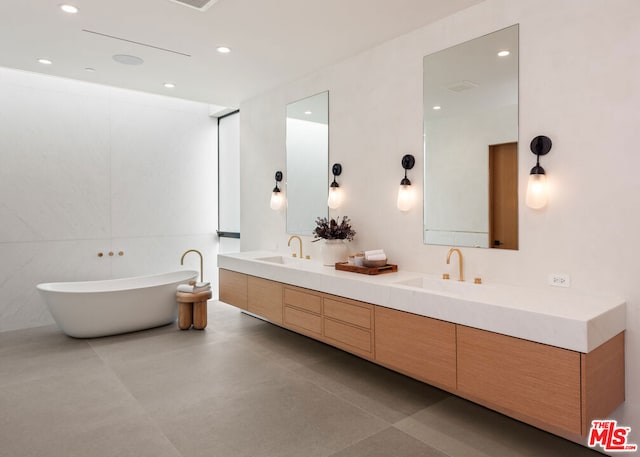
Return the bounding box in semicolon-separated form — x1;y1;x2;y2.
168;0;220;11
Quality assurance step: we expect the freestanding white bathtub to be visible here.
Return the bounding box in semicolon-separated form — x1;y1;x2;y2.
37;270;199;338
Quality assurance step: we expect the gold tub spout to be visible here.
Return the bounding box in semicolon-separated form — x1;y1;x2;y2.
288;235;303;258
181;249;203;282
446;248;464;282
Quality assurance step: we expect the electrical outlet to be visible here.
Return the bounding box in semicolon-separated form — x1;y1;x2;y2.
548;273;571;288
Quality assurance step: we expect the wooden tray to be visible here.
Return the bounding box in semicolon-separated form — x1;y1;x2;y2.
335;262;398;275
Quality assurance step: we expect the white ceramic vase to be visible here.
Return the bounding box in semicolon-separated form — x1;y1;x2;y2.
321;239;348;266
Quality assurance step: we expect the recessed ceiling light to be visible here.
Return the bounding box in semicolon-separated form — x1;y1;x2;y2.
112;54;144;66
164;83;176;89
38;58;53;65
85;67;96;72
304;111;312;115
60;4;79;14
432;105;441;110
216;46;231;54
497;50;510;57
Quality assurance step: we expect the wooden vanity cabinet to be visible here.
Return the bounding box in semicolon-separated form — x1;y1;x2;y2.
218;269;283;323
283;286;323;338
374;306;456;390
457;326;625;437
282;285;374;359
218;269;625;438
457;325;582;435
218;269;248;310
323;297;374;358
247;276;283;325
580;331;625;435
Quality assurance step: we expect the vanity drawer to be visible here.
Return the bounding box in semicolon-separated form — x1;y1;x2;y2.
324;318;372;357
284;287;322;314
323;298;372;329
284;306;322;337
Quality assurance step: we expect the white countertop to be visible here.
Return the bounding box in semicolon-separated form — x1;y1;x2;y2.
217;251;626;353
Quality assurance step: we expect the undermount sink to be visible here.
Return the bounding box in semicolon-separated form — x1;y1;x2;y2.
395;276;490;295
256;255;317;268
257;255;299;265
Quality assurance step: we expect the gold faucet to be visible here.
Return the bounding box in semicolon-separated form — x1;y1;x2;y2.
446;248;464;282
288;235;303;258
181;249;203;282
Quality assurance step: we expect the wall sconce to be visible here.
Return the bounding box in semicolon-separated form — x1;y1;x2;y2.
327;163;344;209
397;154;415;212
526;136;552;209
270;171;284;211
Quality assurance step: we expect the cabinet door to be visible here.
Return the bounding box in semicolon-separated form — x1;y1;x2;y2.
457;325;581;435
218;269;248;310
247;276;283;324
581;332;625;435
374;306;456;390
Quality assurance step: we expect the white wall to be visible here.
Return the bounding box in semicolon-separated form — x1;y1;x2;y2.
0;67;218;331
239;0;640;445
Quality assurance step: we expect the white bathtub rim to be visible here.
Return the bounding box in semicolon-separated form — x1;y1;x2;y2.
37;270;200;294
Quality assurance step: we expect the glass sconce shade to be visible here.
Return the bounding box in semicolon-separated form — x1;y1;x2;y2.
397;184;414;212
270;189;284;210
526;172;547;209
327;185;343;209
526;136;552;209
397;154;415;211
270;171;284;211
328;163;343;209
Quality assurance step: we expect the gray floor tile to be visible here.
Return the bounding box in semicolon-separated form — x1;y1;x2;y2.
328;427;448;457
206;301;275;336
108;335;290;415
154;371;387;457
0;369;181;457
240;321;346;370
395;397;602;457
0;303;603;457
0;324;105;387
88;321;226;364
294;350;450;423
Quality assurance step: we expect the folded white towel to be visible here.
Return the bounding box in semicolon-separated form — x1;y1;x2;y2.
365;253;387;261
365;249;385;258
195;281;210;288
177;284;211;293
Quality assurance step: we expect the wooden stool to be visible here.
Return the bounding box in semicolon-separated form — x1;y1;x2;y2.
176;290;212;330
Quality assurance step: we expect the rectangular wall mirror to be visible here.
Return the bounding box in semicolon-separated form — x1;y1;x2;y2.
286;91;329;235
423;24;519;249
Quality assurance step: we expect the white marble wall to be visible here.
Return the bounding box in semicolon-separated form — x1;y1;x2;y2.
0;67;218;331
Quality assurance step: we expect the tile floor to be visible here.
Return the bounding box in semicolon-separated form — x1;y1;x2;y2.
0;301;602;457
